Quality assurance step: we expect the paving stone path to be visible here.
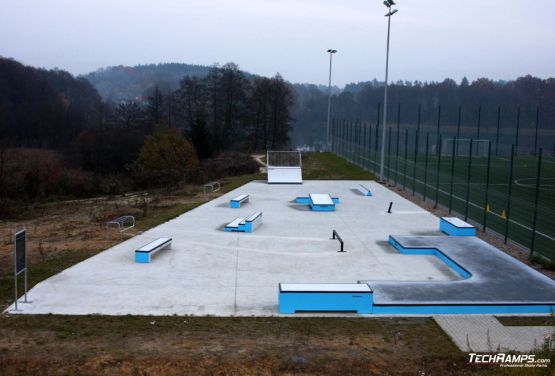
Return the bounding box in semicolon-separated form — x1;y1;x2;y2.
434;315;554;352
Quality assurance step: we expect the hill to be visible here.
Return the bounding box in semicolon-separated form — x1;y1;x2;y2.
0;57;102;148
83;63;258;103
83;63;212;102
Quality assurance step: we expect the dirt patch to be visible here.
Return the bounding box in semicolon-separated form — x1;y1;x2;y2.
0;185;221;277
0;316;477;375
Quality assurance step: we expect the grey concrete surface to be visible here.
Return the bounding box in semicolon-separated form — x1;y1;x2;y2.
7;180;453;316
361;236;555;305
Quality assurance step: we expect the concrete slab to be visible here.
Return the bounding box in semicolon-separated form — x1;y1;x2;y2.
361;236;555;305
7;180;450;316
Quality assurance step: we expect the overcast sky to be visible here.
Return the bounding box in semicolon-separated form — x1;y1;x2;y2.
1;0;554;86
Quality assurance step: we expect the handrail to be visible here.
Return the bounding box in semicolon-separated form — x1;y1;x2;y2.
332;229;344;252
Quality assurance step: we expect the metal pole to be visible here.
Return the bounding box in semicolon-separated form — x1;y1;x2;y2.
436;105;441;155
434;134;442;209
375;103;380;173
359;122;363;166
456;105;462;139
368;123;373;171
476;105;482;139
515;106;521;156
412;105;421;196
482;140;492;232
325;50;335;151
362;122;367;168
331;119;335;152
13;244;18;311
423;132;430;202
403;128;408;190
387;127;392;181
448;136;456;214
495;106;501;156
379;12;393;183
395;103;401;185
504;144;515;243
24;267;28;302
530;148;542;254
534;107;539;156
464;139;474;221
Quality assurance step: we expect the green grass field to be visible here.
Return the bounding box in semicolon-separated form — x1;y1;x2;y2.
335;138;555;262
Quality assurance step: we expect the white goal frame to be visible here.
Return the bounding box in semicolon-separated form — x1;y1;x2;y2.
442;138;490;158
267;150;303;184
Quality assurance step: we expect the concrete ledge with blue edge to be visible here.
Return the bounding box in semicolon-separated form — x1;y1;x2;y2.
440;217;476;236
357;184;373;196
135;237;172;263
229;194;249;208
279;283;373;314
358;235;555;315
295;193;340;211
224;212;263;233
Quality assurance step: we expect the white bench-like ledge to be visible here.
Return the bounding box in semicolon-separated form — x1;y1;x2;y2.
230;194;249;208
224;212;263;233
357;184;373;196
135;237;172;263
279;283;373;314
440;217;476;236
309;193;334;206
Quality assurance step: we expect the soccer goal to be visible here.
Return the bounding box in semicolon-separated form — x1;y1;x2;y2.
442;139;490;158
267;150;303;184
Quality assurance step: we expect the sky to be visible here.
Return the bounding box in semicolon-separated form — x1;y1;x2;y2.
1;0;554;87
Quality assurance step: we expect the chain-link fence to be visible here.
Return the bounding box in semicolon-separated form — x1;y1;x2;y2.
331;104;555;263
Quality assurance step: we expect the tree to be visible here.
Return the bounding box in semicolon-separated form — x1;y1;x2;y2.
146;85;164;125
189;118;213;159
138;127;198;177
114;100;144;127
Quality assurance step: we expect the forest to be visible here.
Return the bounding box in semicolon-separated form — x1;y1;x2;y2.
292;76;555;152
1;55;554;215
0;58;293;214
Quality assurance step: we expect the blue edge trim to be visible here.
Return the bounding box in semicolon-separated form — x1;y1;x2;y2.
295;197;340;212
278;235;555;314
439;218;477;236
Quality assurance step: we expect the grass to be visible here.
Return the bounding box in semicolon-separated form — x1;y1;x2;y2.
0;315;473;375
336;139;555;261
496;316;555;326
1;153;553;374
302;152;376;180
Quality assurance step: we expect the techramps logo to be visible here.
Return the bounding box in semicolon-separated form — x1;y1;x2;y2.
468;353;551;368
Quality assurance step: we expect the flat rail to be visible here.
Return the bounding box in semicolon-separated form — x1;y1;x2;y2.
332;229;344;252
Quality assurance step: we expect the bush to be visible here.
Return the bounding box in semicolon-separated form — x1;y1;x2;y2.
0;148;62;199
138;127;199;181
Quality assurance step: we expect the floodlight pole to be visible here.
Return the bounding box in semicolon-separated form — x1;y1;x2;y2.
379;2;398;183
326;49;337;152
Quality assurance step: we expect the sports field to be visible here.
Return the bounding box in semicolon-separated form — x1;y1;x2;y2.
335;136;555;262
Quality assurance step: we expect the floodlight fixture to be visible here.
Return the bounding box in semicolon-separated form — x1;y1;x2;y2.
325;49;338;151
378;1;398;183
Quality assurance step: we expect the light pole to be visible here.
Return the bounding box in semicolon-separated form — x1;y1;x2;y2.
379;0;398;183
326;49;337;152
